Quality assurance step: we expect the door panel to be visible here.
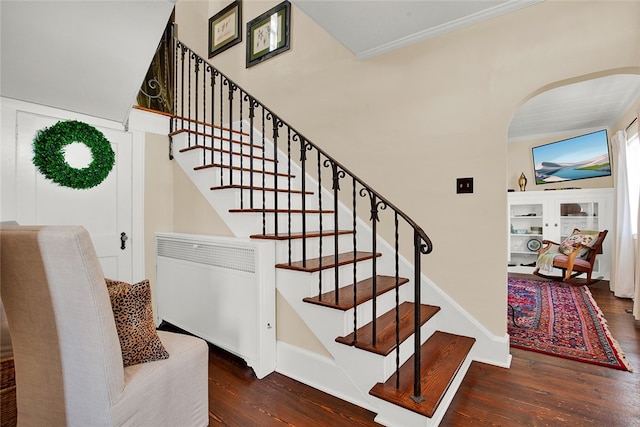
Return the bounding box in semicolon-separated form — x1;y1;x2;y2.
15;111;133;281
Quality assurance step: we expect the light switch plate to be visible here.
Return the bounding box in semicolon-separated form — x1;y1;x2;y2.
457;177;473;194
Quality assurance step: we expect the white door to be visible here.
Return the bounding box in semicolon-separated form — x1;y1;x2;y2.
15;111;133;282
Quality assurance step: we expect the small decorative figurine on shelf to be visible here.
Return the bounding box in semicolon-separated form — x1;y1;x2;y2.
518;172;528;191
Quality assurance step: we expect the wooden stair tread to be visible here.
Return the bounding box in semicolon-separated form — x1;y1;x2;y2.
229;208;334;214
250;230;353;240
336;302;440;355
210;185;312;195
195;163;292;178
276;251;381;272
369;331;475;418
303;275;407;310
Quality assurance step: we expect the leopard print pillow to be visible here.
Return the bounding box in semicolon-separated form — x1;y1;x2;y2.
105;279;169;367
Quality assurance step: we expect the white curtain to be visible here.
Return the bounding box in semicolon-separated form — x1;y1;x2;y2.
610;129;635;299
634;104;640;320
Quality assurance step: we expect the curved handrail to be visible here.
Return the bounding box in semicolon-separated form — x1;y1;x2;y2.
173;39;433;253
172;37;433;401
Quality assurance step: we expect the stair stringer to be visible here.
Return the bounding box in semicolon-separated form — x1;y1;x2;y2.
171;124;512;427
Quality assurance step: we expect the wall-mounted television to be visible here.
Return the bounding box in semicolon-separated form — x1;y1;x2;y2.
532;129;611;185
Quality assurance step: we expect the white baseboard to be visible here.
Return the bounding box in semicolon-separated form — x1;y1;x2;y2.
275;340;377;413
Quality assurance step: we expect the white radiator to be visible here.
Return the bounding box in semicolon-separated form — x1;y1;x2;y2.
155;233;276;379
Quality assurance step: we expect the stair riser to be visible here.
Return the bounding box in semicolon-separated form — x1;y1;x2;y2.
181;133;281;162
191;148;280;170
212;170;296;191
264;212;360;235
379;322;439;378
273;234;360;263
276;259;378;291
231;189;318;211
175;126;255;148
302;266;378;299
339;286;413;333
187;169;314;209
230;212;337;236
176;120;252;142
346;287;425;337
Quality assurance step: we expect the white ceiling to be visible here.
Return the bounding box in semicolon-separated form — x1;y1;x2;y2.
291;0;542;60
508;74;640;141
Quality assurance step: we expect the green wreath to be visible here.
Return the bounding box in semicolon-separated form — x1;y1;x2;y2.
32;120;115;189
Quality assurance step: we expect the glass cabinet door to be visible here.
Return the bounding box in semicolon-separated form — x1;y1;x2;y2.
509;202;544;267
558;201;600;241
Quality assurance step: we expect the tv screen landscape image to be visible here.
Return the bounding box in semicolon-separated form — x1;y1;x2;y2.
532;129;612;185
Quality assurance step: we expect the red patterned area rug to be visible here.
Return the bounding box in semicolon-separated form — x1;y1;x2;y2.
508;276;632;372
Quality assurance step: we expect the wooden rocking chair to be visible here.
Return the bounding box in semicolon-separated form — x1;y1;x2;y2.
533;229;608;286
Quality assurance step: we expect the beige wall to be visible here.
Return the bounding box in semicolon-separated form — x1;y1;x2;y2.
169;0;640;338
143;133;234;277
144;132;174;291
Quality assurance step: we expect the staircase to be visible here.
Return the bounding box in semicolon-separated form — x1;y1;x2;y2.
168;39;478;427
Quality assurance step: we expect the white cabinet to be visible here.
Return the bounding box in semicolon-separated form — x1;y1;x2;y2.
508;188;613;278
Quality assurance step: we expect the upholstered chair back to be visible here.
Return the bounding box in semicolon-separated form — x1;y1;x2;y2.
1;226;124;425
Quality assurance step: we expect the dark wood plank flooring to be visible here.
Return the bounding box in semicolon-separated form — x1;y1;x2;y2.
206;274;640;426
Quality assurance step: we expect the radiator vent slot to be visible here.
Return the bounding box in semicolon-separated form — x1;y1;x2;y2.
157;238;255;273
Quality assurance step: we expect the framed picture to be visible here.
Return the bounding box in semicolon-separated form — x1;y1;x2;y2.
246;1;290;68
208;1;242;58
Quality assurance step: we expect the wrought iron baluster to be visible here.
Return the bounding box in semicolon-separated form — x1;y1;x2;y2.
352;177;358;342
239;91;244;209
287;128;292;265
202;63;208;165
395;212;400;389
411;230;427;403
270;114;281;236
227;81;235;186
194;55;201;151
360;188;387;346
219;73;224;185
187;51;192;146
325;160;345;304
210;70;216;164
297;135;311;268
247;95;256;209
179;43;186;145
171;39;178;137
317;151;323;299
261;107;266;235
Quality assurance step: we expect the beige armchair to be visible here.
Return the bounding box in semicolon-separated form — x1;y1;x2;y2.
0;226;209;426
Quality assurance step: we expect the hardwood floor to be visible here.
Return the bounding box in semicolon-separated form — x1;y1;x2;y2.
206;275;640;426
442;276;639;426
205;344;382;426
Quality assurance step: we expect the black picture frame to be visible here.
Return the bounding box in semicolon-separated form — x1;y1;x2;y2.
246;1;291;68
208;0;242;58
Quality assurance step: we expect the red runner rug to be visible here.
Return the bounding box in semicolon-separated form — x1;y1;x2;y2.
508;276;632;372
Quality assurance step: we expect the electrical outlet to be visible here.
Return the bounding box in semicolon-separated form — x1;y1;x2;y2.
457;177;473;194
